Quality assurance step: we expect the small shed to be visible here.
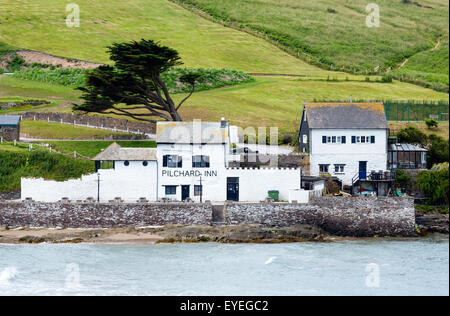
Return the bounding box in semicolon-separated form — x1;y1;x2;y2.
388;143;427;170
0;115;21;141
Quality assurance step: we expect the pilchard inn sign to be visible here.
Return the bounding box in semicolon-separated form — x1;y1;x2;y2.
161;170;218;177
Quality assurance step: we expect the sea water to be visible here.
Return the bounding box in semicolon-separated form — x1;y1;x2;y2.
0;238;448;296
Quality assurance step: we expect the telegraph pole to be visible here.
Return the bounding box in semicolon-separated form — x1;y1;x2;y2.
97;173;101;202
198;176;203;203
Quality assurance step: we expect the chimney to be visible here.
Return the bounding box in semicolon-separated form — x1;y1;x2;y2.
220;117;227;128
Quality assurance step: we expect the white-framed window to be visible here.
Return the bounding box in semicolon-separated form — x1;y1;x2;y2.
303;134;308;144
352;136;375;144
322;136;346;144
165;186;177;195
334;164;345;173
319;164;330;173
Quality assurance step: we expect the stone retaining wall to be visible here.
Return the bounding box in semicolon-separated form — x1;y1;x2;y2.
0;197;416;236
0;202;212;228
20;112;156;134
226;197;416;237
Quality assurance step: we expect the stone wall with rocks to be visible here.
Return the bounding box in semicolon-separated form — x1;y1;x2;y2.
0;125;20;141
0;202;212;228
0;197;416;236
226;197;415;237
20;112;156;134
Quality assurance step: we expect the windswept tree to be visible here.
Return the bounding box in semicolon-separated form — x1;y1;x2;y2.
73;39;200;122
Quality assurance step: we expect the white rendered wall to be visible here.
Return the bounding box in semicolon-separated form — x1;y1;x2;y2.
21;161;157;202
309;128;388;185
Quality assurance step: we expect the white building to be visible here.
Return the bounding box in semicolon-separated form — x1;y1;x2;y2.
21;119;303;202
298;102;389;186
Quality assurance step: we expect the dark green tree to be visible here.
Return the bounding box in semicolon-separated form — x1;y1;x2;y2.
73;39;200;122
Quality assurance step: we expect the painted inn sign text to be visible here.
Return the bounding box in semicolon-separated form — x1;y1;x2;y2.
161;170;218;177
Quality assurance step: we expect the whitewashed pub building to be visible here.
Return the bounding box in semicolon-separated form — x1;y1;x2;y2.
22;119;302;202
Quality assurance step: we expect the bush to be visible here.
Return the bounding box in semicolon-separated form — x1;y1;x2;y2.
396;126;428;147
281;134;293;145
427;134;449;168
416;166;449;205
0;148;94;192
395;169;411;189
424;118;438;129
12;66;255;92
381;74;393;83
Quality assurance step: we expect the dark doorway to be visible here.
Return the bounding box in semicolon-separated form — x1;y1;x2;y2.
359;161;367;180
181;185;190;201
227;177;239;201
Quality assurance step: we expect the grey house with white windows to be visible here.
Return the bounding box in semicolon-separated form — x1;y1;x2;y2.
0;115;21;141
298;102;389;186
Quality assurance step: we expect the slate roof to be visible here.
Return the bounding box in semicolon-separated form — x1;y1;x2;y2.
304;102;388;129
92;142;157;161
156;121;228;144
0;115;21;126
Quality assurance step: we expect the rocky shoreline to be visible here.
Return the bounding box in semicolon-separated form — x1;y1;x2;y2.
1;222;447;245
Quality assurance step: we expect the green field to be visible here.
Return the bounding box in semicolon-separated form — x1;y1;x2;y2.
0;0;448;136
42;140;156;158
21;120;141;140
172;0;449;89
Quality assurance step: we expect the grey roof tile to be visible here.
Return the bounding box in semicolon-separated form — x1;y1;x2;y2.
305;103;388;129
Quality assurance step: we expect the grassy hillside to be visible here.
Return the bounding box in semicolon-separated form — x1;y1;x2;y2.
0;0;333;75
393;37;449;91
0;0;448;136
0;142;94;192
172;0;449;89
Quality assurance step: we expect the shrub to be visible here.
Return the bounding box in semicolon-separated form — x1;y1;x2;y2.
381;74;393;83
395;169;411;189
416;166;449;205
0;148;94;192
281;134;293;145
424;118;438;129
325;180;340;194
396;126;428;147
427;134;449;168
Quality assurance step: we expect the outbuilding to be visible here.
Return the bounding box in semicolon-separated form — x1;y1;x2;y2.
0;115;21;141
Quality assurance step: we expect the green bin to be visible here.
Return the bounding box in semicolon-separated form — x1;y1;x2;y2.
268;190;279;201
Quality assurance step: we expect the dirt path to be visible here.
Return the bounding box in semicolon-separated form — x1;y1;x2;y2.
0;50;102;70
396;38;441;71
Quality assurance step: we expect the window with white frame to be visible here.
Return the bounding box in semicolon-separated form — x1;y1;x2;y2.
319;164;330;173
163;155;182;168
303;134;308;144
334;164;345;173
165;186;177;195
322;136;346;144
352;136;375;144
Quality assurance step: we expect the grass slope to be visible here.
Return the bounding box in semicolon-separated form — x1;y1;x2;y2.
0;142;94;192
393;37;449;91
0;0;334;75
21;120;142;140
172;0;449;86
0;0;448;136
